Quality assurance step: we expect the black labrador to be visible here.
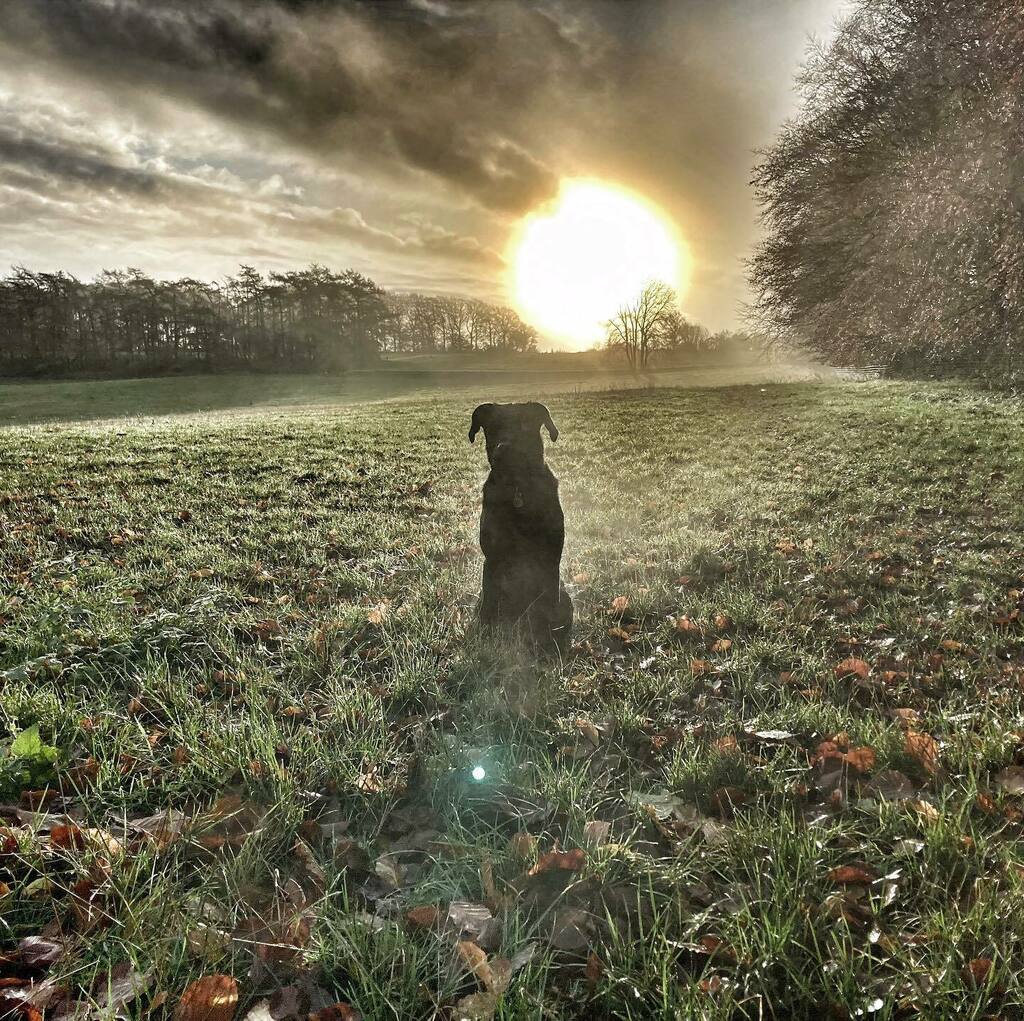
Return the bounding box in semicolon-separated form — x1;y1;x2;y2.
469;401;572;650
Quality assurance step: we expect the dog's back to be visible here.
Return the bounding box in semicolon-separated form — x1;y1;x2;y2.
470;402;572;649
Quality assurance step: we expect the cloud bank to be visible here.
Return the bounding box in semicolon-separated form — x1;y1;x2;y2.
0;0;844;336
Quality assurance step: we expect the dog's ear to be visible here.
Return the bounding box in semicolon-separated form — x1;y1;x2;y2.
469;403;495;443
531;403;559;442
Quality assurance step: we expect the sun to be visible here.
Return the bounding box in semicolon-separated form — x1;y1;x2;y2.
507;179;688;349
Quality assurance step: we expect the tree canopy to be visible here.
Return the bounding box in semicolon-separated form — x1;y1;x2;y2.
749;0;1024;370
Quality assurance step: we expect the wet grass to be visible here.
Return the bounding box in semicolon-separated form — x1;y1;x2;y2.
1;378;1023;1019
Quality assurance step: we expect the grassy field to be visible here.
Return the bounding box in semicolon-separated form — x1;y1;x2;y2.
0;360;824;428
2;375;1024;1020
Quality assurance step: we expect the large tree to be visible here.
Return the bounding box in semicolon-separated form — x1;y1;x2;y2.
749;0;1024;370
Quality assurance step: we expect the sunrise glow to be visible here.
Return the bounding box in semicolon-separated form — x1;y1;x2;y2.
508;179;688;349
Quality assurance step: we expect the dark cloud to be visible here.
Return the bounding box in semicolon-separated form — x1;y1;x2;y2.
0;126;161;197
1;0;578;213
0;0;844;329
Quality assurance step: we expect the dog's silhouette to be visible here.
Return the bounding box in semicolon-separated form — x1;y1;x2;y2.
469;401;572;650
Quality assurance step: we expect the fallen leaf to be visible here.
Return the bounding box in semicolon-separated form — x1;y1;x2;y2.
995;765;1024;794
828;865;875;885
452;992;499;1021
174;975;238;1021
528;848;585;876
904;731;939;775
585;952;604;986
609;595;629;615
582;820;611;848
963;958;993;988
405;905;440;929
308;1006;361;1021
17;938;64;969
508;832;536;860
834;658;870;680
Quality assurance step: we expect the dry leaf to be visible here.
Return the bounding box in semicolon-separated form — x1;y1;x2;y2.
528;848;585;876
963;958;993;988
904;731;939;775
406;905;440;929
508;832;536;861
609;595;629;615
828;865;874;885
834;658;870;680
308;1006;361;1021
174;975;238;1021
582;820;611;848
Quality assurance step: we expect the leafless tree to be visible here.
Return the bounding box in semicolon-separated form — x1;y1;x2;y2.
605;280;679;369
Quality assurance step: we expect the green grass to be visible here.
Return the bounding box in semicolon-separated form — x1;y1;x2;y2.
2;376;1024;1019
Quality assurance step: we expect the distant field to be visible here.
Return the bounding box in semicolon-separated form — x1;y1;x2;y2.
0;359;826;426
2;379;1023;1019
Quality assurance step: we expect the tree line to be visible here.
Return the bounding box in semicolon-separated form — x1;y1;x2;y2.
0;264;539;376
750;0;1024;373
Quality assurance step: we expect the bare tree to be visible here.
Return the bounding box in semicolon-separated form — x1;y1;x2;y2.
605;280;679;369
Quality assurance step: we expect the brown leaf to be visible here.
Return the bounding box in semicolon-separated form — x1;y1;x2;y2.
828;865;875;885
904;731;939;775
708;786;747;818
963;958;993;988
174;975;238;1021
834;658;870;680
585;952;604;986
405;905;441;930
713;614;732;632
582;820;611;848
676;616;702;634
508;832;536;861
609;595;629;615
308;1005;361;1021
710;639;732;654
528;848;585;876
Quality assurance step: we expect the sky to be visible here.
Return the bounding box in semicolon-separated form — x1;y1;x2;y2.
0;0;845;344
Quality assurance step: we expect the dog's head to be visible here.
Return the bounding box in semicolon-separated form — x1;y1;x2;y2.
468;402;559;469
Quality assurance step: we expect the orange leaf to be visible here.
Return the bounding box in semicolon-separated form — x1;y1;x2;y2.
406;905;441;929
834;658;870;680
174;975;238;1021
609;595;629;615
828;865;874;885
843;746;876;774
676;616;701;634
904;731;939;775
963;958;993;988
309;1006;362;1021
528;848;585;876
585;952;604;985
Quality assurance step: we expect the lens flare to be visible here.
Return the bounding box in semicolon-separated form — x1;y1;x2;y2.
508;179;688;349
471;766;486;781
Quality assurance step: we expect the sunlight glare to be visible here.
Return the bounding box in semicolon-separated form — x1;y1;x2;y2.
508;179;687;349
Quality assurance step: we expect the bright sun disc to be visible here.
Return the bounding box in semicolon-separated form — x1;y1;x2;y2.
508;179;687;349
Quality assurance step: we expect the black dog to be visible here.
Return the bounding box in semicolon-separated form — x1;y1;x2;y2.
469;401;572;650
